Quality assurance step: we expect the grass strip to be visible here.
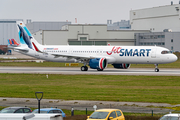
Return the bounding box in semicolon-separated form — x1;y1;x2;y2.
0;74;180;104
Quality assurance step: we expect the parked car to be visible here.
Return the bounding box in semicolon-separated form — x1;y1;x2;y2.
0;107;32;113
159;114;180;120
87;109;125;120
32;108;66;117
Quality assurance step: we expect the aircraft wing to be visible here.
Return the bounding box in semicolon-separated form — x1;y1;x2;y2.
7;46;29;52
52;53;96;60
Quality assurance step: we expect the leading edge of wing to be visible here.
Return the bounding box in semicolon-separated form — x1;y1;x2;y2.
51;53;96;59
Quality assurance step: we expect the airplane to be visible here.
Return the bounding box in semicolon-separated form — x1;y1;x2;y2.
8;21;178;72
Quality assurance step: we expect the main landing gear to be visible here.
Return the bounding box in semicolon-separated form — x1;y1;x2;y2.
97;69;103;71
81;66;88;71
155;64;159;72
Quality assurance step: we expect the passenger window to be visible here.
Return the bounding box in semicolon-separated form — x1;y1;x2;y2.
24;109;31;113
116;111;122;117
49;110;53;113
109;111;116;118
15;109;23;113
53;110;61;113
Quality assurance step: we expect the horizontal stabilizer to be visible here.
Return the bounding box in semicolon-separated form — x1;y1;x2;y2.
7;46;29;52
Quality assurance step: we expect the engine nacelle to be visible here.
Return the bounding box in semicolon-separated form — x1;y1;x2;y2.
112;63;130;69
89;58;107;69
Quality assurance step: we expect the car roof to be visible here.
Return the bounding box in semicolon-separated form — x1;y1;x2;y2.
34;108;61;111
163;114;180;117
5;107;30;109
95;109;121;112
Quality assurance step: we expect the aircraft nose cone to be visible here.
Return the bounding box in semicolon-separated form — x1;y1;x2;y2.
172;54;178;62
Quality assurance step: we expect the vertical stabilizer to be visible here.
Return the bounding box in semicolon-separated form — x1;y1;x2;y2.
16;21;43;51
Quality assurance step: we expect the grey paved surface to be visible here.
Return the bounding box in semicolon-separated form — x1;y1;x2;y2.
0;67;179;76
0;97;175;114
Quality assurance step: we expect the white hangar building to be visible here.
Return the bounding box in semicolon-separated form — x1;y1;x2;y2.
33;24;149;46
130;3;180;32
130;2;180;52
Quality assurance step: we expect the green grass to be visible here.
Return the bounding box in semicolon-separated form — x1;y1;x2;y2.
0;59;179;68
0;74;180;104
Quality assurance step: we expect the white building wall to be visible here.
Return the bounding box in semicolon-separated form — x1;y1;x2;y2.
38;24;150;45
43;31;68;45
130;4;180;32
83;25;108;39
107;41;134;46
33;31;43;44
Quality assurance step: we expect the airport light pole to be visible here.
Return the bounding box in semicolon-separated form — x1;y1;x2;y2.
35;92;43;114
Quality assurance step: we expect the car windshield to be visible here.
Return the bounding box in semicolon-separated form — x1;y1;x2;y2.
32;110;48;113
89;112;109;119
0;108;16;113
159;116;180;120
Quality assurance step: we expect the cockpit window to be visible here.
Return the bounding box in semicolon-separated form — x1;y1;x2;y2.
161;51;171;54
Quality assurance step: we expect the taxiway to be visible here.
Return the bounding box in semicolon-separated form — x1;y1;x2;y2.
0;67;179;76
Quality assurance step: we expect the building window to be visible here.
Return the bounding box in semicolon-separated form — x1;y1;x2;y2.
171;39;173;42
69;41;81;45
82;41;93;45
80;37;87;40
140;36;143;39
171;46;173;50
161;35;165;38
162;42;165;45
95;41;107;46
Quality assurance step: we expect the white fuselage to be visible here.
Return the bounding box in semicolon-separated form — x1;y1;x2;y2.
18;45;177;64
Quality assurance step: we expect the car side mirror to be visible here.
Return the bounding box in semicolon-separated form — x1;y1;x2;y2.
87;116;90;119
109;117;113;119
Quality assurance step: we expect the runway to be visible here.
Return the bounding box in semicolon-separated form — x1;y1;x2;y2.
0;67;179;76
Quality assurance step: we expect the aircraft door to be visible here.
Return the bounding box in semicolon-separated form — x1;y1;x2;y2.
151;48;156;58
69;49;73;55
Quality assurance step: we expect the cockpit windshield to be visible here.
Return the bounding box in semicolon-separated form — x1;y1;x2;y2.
161;50;171;54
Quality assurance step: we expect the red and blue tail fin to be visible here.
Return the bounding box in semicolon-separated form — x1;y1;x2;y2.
11;39;20;46
8;39;20;47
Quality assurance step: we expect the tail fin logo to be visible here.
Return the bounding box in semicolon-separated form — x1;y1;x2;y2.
8;39;20;47
18;24;33;50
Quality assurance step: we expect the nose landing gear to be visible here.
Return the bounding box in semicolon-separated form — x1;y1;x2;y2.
155;64;159;72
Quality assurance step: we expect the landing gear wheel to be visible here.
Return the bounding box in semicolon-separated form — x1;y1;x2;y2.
97;69;103;71
154;64;159;72
155;68;159;72
81;66;88;71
